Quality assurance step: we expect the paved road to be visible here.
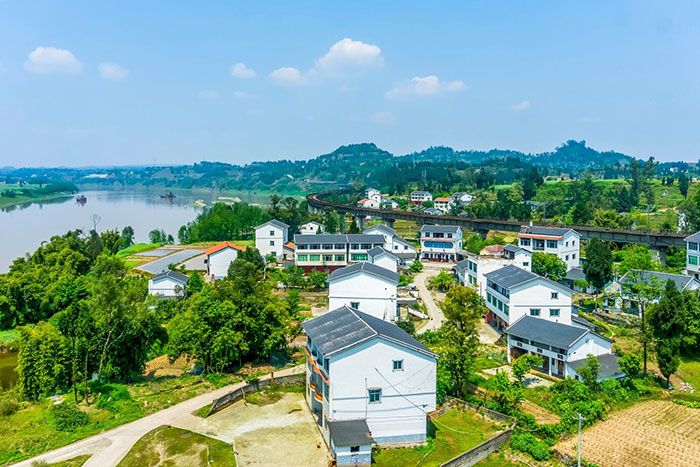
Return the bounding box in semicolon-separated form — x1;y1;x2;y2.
416;264;450;334
135;249;204;274
12;366;304;467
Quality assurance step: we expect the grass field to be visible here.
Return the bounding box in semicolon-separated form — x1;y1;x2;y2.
118;425;236;467
372;408;501;467
0;184;76;209
677;356;700;389
116;243;163;258
554;400;700;467
47;455;91;466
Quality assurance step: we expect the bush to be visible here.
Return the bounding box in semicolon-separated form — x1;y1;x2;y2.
510;432;552;461
0;398;19;417
49;402;89;431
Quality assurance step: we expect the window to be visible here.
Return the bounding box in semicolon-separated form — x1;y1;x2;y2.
335;254;345;262
523;262;529;267
323;255;333;262
309;254;321;261
550;309;560;317
323;382;329;400
269;230;275;236
447;233;453;238
269;240;275;246
350;301;360;309
350;446;360;453
546;240;557;249
368;388;382;403
297;254;308;261
534;239;545;250
565;255;569;261
690;256;698;266
520;238;531;247
324;358;330;371
530;308;541;316
393;360;404;371
690;242;699;251
551;292;558;299
572;254;576;259
424;232;431;238
351;254;368;262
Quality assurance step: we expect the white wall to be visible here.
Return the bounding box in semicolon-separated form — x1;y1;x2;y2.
300;223;324;235
487;280;572;326
567;332;612;362
255;224;287;258
148;277;184;297
329;338;436;443
329;273;398;321
462;255;532;297
208;248;239;280
371;254;399;273
519;230;580;270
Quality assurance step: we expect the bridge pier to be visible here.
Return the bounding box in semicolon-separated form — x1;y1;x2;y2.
474;229;489;240
384;219;395;229
651;246;668;264
353;215;366;231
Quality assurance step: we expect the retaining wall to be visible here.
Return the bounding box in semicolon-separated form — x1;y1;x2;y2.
206;373;305;417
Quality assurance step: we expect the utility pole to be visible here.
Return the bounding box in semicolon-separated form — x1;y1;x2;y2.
574;412;586;467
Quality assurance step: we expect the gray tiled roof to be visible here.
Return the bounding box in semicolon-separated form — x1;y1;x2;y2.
620;269;699;292
328;419;375;447
484;265;540;289
152;270;190;284
302;306;436;358
256;219;289;230
392;235;414;247
572;315;595;329
367;246;399;260
420;224;460;233
293;234;384;245
565;267;586;282
684;231;700;243
364;224;395;235
328;262;399;284
411;191;431;195
503;244;524;253
505;316;589;349
569;353;623;379
454;259;470;271
519;225;575;236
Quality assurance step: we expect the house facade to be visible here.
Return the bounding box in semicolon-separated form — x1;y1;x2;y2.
410;191;432;205
148;270;189;298
205;242;245;280
684;231;700;278
617;270;700;314
367;247;400;273
254;219;289;259
455;246;532;297
420;225;462;262
451;192;474;204
505;316;619;380
483;265;573;330
363;224;417;266
294;234;385;272
433;197;454;213
300;221;325;235
303;306;437;460
517;226;581;270
328;262;399;321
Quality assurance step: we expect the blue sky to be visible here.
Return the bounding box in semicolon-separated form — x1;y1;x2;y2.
1;1;698;167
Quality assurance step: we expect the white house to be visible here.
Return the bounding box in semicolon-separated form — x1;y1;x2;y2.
363;225;417;267
424;207;443;216
300;221;325;235
517;225;581;270
358;192;398;210
410;191;432;205
451;192;474;204
255;219;289;259
455;245;531;297
205;241;245;280
420;225;462;262
684;231;700;278
148;270;190;298
328;262;399;322
483;265;573;331
303;305;437;463
294;234;385;272
505;316;620;380
433;197;454;213
617;270;700;314
367;246;399;273
366;187;381;199
357;197;381;209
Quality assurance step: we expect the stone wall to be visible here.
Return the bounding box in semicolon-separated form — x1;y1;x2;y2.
206;373;305;416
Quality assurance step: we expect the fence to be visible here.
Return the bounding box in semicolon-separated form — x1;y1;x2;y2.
205;373;305;417
435;397;517;467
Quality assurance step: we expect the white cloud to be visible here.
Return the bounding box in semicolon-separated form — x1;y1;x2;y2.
269;67;308;86
24;46;83;74
98;62;128;81
231;62;256;79
315;38;383;77
198;90;219;100
233;91;256;100
370;111;396;125
510;100;531;111
385;76;465;100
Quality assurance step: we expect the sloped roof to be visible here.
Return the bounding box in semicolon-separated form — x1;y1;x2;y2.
152;270;190;284
505;316;589;349
283;241;295;250
255;219;289;230
684;231;700;243
302;305;436;358
420;224;460;233
434;197;452;202
364;224;395;235
205;242;246;256
328;262;399;284
483;245;505;254
565;267;586;282
504;244;525;253
328;419;375;447
519;225;578;237
293;234;385;245
572;315;596;329
392;235;414;247
620;269;699;292
484;265;540;289
454;259;470;271
569;353;623;379
367;246;399;260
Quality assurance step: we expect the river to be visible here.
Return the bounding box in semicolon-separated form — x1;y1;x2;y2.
0;188;270;273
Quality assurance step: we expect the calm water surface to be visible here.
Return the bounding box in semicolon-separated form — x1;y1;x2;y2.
0;189;265;272
0;352;18;391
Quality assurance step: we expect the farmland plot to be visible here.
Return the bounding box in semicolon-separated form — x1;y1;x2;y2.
554;400;700;467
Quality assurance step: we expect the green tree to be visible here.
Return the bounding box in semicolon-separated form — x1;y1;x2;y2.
347;219;361;234
120;226;135;249
583;238;613;310
16;321;70;400
99;229;123;255
306;269;328;290
576;354;600;390
187;272;204;294
491;370;524;412
511;354;544;384
615;244;662;276
648;280;686;386
409;259;423;273
618;352;642;379
440;286;484;396
531;252;567;281
678;173;689;198
429;270;455;291
624;271;664;374
323;207;339;234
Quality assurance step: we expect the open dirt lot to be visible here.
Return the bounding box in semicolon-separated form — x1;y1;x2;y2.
554;400;700;467
175;392;328;466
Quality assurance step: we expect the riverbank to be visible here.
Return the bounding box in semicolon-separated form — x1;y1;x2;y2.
0;192;75;210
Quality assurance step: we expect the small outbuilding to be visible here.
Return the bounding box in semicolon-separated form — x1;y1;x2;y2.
148;270;190;298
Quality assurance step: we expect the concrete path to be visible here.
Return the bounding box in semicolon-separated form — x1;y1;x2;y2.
12;366;304;467
179;253;206;271
416;264;450;334
478;321;502;345
481;365;554;388
135;249;204;274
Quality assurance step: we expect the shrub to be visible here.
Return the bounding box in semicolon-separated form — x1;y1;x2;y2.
510;432;552;461
49;403;89;431
0;398;19;417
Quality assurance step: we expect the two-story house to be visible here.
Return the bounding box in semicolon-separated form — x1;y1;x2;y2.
328;262;399;321
303;306;437;465
684;231;700;278
410;191;432;205
300;221;325;235
363;224;417;266
454;245;532;297
205;241;246;280
433;197;454;213
517;225;581;270
294;234;385;272
254;219;289;259
451;192;474;204
483;264;573;330
420;225;462;262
